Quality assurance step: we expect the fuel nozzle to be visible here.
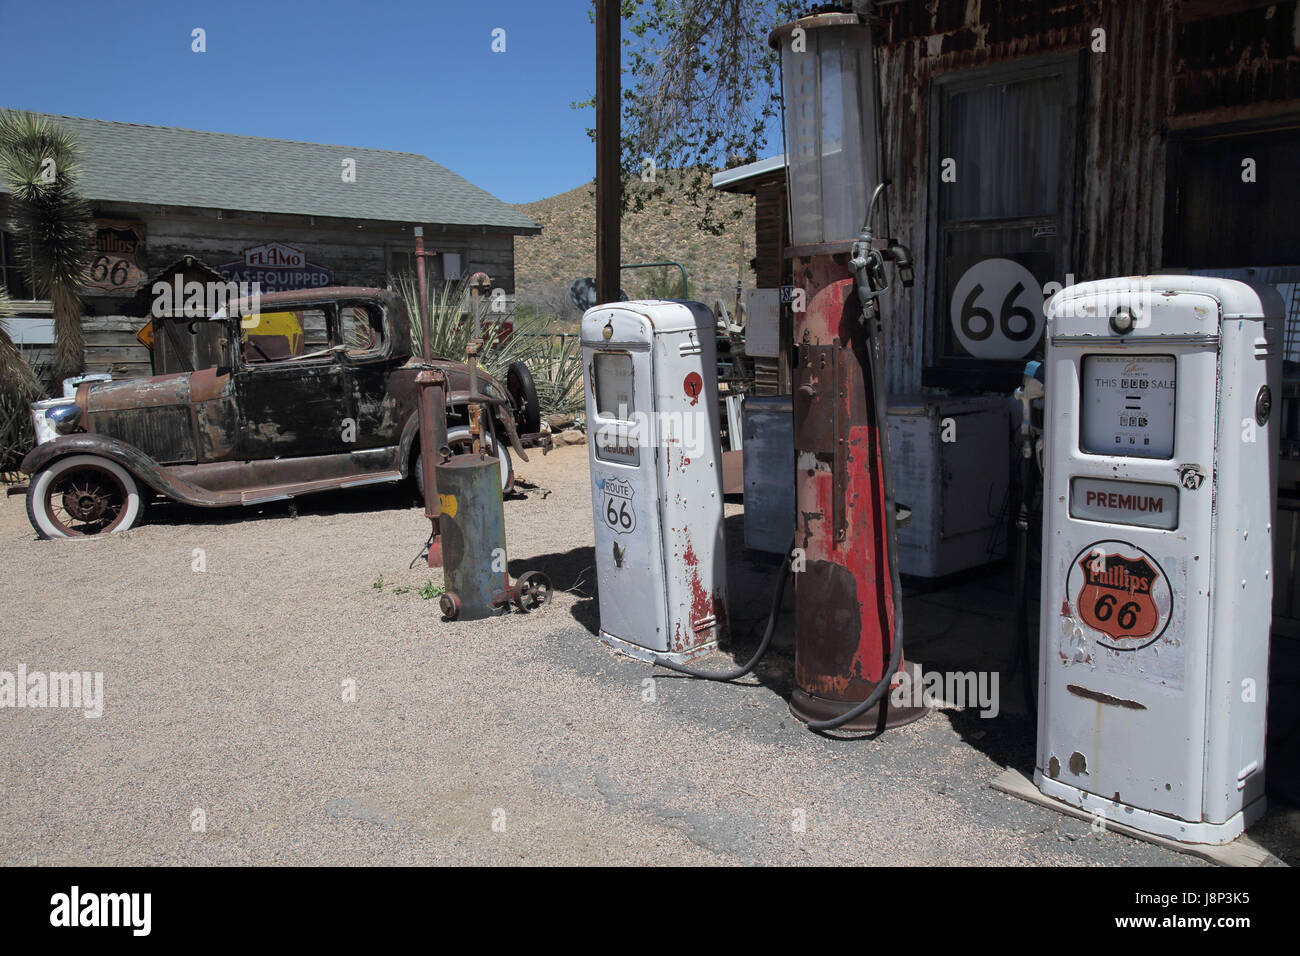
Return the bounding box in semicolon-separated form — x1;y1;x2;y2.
887;242;914;288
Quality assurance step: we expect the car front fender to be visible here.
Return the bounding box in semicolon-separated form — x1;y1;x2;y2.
21;434;234;508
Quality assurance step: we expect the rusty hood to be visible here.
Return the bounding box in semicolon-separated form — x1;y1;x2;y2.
83;372;192;414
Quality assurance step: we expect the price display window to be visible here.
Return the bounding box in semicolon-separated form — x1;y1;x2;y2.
1079;354;1176;459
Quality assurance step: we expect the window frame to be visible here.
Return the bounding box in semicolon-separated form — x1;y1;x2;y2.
1162;114;1300;270
923;52;1084;391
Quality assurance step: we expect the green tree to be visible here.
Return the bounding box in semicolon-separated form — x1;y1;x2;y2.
579;0;802;234
0;111;94;382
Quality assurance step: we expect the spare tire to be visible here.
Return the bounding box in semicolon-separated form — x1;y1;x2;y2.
506;361;541;436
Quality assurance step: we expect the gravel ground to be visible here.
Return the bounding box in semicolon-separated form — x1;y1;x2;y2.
0;444;1292;865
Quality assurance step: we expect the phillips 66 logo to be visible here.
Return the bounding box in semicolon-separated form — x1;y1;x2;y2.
950;258;1045;359
1066;540;1173;650
599;476;636;534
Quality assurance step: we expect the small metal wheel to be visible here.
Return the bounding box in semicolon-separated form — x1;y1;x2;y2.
439;592;462;620
512;571;553;613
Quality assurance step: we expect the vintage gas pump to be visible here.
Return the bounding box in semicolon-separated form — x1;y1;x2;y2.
772;10;923;731
1037;276;1283;844
581;299;728;662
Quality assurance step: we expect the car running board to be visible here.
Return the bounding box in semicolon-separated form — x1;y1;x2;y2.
239;470;403;505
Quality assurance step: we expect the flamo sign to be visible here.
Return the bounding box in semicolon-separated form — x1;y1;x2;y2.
219;242;332;292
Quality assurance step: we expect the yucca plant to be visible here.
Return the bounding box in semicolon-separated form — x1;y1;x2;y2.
0;284;42;402
0;284;44;474
395;273;582;415
0;110;94;382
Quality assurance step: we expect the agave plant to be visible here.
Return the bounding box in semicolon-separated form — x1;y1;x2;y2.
395;272;584;417
526;331;585;418
0;110;94;382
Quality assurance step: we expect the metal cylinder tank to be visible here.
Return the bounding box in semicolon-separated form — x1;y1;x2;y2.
436;452;509;620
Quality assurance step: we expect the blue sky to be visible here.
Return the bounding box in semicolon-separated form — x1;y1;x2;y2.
0;0;601;204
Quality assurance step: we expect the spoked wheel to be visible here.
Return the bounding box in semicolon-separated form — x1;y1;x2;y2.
27;454;145;539
513;571;553;612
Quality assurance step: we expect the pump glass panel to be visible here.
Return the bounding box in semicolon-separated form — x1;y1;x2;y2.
594;351;635;418
1080;354;1176;459
592;350;640;466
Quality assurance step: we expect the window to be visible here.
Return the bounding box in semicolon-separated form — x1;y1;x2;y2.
927;55;1081;387
339;302;386;356
1;231;33;299
1168;121;1300;363
241;308;330;363
386;245;414;285
1165;123;1300;269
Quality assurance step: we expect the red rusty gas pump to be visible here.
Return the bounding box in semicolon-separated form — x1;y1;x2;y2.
773;8;924;732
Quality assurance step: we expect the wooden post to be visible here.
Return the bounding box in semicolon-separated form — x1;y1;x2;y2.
595;0;620;306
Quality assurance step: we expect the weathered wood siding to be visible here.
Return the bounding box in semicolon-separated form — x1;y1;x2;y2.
864;0;1296;393
73;202;520;378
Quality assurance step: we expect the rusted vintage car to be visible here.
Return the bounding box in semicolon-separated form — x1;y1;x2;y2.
21;287;541;538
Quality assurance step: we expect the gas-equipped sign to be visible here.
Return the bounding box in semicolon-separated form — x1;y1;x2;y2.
599;476;636;534
950;258;1044;360
1066;540;1172;650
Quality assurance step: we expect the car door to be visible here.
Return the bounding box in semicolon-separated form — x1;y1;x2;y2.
336;299;409;452
235;305;350;460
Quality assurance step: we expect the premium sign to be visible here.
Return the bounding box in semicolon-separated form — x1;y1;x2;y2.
1069;477;1178;530
219;242;332;292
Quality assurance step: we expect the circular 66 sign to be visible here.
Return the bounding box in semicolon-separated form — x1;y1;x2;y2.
950;258;1045;360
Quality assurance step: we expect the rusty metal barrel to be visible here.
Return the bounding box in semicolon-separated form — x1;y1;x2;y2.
435;452;509;620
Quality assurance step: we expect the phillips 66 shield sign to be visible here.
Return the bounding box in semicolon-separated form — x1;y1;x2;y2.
1066;540;1173;651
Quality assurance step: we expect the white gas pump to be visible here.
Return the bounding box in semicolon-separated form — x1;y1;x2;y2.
1037;275;1284;844
581;300;728;663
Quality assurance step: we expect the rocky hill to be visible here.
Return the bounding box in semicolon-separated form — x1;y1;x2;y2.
512;174;756;328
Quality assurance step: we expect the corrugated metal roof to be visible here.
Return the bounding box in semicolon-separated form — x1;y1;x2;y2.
0;113;540;234
712;154;786;191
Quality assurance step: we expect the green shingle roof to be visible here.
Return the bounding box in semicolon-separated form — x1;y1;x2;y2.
3;113;539;234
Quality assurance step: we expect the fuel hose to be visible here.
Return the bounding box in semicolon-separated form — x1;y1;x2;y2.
803;205;906;732
652;539;794;682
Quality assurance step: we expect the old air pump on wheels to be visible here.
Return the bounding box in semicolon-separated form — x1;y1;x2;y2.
410;230;552;620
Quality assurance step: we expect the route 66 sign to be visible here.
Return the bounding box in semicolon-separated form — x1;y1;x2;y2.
1067;540;1173;650
950;258;1044;359
600;476;636;534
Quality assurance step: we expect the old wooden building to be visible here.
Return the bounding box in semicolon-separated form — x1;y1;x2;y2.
720;0;1299;392
717;0;1299;592
0;114;540;379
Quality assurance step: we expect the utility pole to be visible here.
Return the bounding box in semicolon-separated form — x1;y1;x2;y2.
595;0;620;305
